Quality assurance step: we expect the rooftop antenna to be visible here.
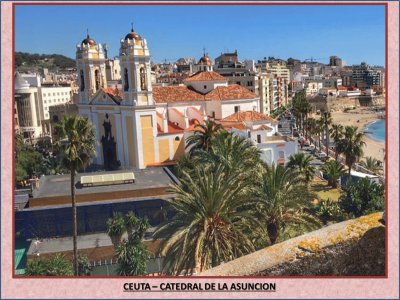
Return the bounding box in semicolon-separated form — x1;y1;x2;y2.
131;22;134;32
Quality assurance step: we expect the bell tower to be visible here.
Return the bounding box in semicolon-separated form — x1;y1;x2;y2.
119;27;158;169
119;26;153;106
76;33;107;104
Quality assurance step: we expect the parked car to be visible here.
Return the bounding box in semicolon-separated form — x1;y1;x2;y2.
316;152;328;161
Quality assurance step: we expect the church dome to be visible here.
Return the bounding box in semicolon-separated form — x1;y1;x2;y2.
125;29;141;40
81;34;96;46
198;54;212;65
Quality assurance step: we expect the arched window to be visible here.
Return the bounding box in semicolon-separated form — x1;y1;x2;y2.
124;68;129;91
80;70;85;91
140;67;147;91
95;70;100;91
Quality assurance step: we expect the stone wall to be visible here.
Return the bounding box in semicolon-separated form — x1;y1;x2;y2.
198;213;385;276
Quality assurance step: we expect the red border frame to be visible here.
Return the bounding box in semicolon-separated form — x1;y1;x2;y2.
11;1;389;280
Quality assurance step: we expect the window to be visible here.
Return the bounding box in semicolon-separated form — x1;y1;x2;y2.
279;151;285;159
204;85;207;89
43;93;46;97
257;134;261;143
247;81;253;86
234;106;240;113
44;100;47;104
95;69;100;91
211;111;216;118
140;67;147;91
175;136;180;141
248;131;251;138
80;70;85;91
124;68;129;91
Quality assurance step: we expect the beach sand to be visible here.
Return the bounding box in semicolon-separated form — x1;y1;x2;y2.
312;107;385;162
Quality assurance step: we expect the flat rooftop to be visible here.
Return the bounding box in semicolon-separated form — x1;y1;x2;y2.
33;168;175;199
26;229;160;261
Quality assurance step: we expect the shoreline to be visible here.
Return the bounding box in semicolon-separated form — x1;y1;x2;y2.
320;108;385;162
362;119;385;144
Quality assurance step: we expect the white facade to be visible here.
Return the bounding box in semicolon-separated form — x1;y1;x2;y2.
14;72;72;138
41;87;72;119
258;136;298;166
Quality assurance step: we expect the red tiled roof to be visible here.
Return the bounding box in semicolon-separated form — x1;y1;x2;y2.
184;71;227;82
222;111;278;124
101;87;122;104
188;106;204;116
153;86;204;103
153;84;257;103
205;85;257;101
157;121;185;135
255;125;274;131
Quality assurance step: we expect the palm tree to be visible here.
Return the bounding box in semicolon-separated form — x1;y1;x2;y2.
55;115;96;276
196;131;262;180
115;215;150;276
106;211;150;276
305;117;316;143
291;91;307;133
321;111;332;156
359;156;383;175
286;152;316;186
320;160;346;188
153;164;262;275
185;120;222;153
106;212;126;247
256;163;321;244
337;126;366;177
316;118;325;151
330;124;344;161
300;101;312;138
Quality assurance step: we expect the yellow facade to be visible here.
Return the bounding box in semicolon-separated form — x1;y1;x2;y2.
141;115;155;165
158;139;170;162
173;137;185;160
125;116;136;167
138;94;148;104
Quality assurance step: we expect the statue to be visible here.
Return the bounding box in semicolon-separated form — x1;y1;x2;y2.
101;113;120;170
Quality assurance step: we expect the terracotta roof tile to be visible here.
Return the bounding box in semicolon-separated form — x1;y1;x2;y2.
184;71;227;82
205;85;257;101
157;121;185;135
100;87;122;104
222;111;278;124
153;86;204;103
257;124;274;131
153;84;257;103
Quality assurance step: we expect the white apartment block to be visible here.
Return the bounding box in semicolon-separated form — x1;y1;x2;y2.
14;72;72;139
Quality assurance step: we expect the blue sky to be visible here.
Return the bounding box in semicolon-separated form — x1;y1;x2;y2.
15;4;385;66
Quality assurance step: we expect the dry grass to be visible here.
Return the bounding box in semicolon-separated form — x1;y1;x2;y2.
311;177;342;202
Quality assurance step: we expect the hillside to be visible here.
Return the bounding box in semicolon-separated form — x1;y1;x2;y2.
15;52;75;72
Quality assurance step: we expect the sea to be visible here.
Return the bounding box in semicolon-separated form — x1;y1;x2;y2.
364;119;385;142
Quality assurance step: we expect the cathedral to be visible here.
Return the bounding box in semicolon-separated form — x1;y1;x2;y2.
76;29;262;170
